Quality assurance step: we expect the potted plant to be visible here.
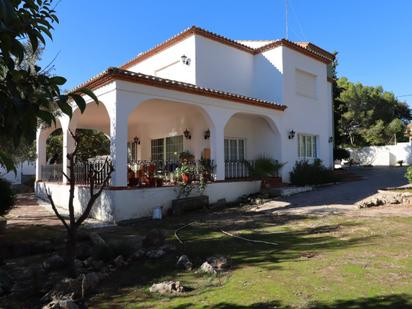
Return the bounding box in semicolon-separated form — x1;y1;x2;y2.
172;162;209;215
248;157;285;189
198;158;216;182
179;151;195;162
175;163;194;187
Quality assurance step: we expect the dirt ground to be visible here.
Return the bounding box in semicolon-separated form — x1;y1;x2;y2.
5;194;62;227
2;166;412;308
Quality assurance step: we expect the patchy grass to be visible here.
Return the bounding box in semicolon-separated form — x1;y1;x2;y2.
88;208;412;309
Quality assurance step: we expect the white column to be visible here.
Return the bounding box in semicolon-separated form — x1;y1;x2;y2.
205;107;233;181
110;111;129;187
210;124;225;180
108;90;148;186
35;128;48;181
60;116;76;184
191;126;203;160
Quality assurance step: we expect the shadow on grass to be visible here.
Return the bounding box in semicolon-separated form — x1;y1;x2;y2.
89;208;377;307
170;294;412;308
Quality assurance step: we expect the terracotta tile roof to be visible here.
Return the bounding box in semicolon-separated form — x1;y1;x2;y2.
121;26;335;69
294;42;336;61
72;67;287;112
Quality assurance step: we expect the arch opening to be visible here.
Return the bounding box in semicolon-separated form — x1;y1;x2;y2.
126;98;214;187
223;112;282;179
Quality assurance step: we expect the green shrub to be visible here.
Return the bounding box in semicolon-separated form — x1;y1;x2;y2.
0;179;15;216
405;166;412;183
249;158;285;178
290;159;337;186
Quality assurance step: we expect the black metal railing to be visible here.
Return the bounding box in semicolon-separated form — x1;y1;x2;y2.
74;160;113;185
41;160;112;185
225;160;255;179
41;164;63;182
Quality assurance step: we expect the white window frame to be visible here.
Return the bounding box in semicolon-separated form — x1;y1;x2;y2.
297;134;318;159
151;135;183;162
224;137;246;161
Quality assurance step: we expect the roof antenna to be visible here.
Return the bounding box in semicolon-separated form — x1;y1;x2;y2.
285;0;289;39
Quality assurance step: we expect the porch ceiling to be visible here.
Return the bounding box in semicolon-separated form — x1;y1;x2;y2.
71;67;287;112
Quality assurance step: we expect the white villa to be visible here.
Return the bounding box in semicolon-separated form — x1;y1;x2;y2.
35;26;335;223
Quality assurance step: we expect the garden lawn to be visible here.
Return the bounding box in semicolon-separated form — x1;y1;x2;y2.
89;207;412;308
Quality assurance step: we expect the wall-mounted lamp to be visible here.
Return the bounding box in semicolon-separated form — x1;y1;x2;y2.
288;130;296;140
328;136;334;143
184;129;191;140
133;136;141;145
181;54;191;66
204;129;210;140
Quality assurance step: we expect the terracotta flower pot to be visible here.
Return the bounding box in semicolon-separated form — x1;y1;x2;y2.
182;173;190;184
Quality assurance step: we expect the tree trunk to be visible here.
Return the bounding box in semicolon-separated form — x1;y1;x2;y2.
66;228;77;278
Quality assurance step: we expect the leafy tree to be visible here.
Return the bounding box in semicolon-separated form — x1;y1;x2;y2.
46;129;63;163
334;77;411;147
44;129;110;164
45;131;113;278
0;0;97;172
386;118;405;143
76;130;110;162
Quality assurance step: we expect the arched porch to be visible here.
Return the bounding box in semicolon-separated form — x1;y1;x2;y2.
126;99;214;187
224;112;282;179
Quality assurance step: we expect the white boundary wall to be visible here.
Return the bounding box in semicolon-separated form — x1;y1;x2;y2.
349;142;412;166
0;161;35;185
35;180;261;223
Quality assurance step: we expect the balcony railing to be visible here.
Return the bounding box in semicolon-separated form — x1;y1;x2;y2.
41;159;262;185
225;160;255;179
74;160;113;185
41;164;63;183
41;160;112;185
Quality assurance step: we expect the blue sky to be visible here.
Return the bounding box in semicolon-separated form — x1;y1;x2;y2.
40;0;412;105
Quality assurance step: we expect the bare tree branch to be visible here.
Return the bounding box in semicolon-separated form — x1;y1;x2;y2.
75;162;114;227
62;171;70;182
45;185;69;231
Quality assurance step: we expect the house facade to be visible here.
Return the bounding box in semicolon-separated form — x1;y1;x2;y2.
35;26;335;223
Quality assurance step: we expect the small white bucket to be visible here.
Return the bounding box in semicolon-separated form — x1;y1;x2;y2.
152;206;163;220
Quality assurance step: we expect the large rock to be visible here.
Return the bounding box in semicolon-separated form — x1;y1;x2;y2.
42;297;79;309
198;262;217;275
142;229;165;248
145;249;165;259
206;256;230;271
0;269;14;296
149;281;185;295
130;249;146;261
42;254;65;272
357;197;385;209
43;272;107;301
176;255;192;271
113;255;126;267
